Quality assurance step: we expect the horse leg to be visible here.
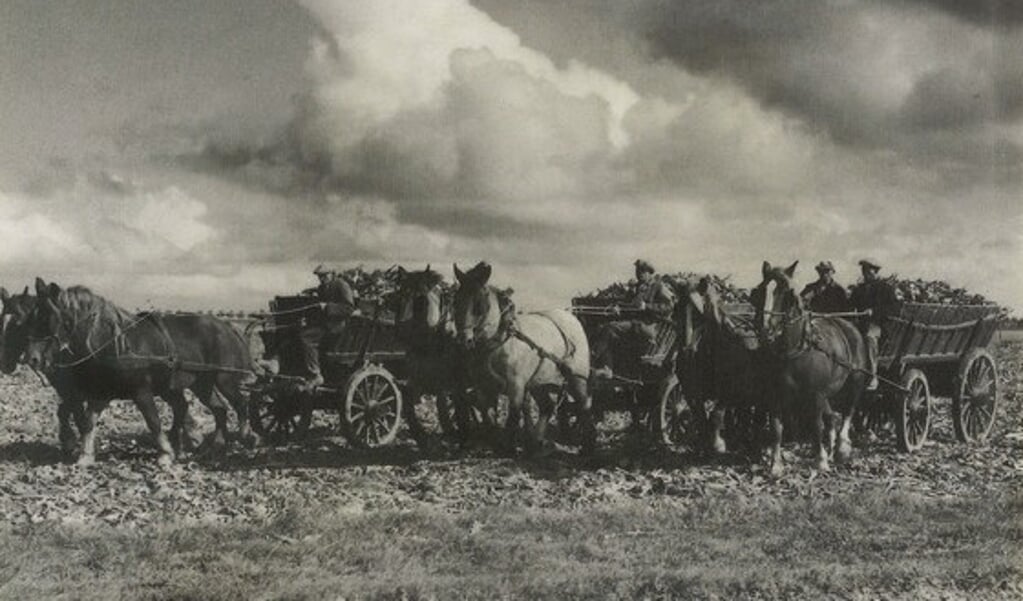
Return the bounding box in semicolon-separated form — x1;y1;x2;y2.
216;374;258;448
57;399;80;456
710;404;727;454
563;375;596;455
504;381;526;454
76;400;105;467
814;393;831;472
163;389;189;456
192;377;229;452
402;385;433;452
133;389;174;467
769;403;785;477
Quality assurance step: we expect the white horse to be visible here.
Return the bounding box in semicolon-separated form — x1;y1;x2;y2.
452;262;595;454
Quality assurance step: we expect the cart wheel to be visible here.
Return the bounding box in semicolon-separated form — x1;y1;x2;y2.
953;348;998;444
249;391;312;444
342;364;403;448
895;368;930;452
655;375;698;448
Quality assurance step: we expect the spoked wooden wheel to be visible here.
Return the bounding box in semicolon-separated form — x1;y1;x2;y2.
953;348;998;444
655;375;698;449
342;364;403;449
250;391;312;444
896;368;931;452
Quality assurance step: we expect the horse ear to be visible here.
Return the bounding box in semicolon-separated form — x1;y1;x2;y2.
22;286;29;296
761;261;772;279
479;263;492;286
453;263;464;284
784;261;798;278
35;277;48;297
424;263;430;272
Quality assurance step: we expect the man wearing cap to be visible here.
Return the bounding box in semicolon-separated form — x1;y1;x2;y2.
799;261;850;314
298;265;359;389
850;258;899;390
591;260;675;380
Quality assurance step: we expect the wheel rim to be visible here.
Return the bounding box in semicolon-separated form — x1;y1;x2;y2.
348;372;401;448
961;355;997;441
902;376;929;449
252;393;309;442
660;382;693;447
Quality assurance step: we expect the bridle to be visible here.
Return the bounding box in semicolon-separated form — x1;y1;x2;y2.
456;285;515;352
752;278;810;356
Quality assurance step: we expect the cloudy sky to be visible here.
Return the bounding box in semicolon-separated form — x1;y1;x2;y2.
1;0;1020;311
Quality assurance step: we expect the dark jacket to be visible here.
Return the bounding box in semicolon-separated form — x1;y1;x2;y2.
850;279;899;325
633;278;675;321
800;280;850;314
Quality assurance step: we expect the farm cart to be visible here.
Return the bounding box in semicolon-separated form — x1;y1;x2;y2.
569;298;683;442
247;295;407;448
870;303;1001;452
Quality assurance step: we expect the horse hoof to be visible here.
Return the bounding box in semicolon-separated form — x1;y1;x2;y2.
157;454;175;469
712;439;728;455
75;455;96;468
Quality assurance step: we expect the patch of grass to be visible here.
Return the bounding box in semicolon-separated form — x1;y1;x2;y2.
0;490;1019;600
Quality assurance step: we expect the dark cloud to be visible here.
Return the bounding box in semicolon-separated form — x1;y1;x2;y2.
905;0;1023;27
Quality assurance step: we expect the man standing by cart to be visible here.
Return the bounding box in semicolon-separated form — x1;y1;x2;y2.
800;261;850;314
591;259;675;380
299;265;359;390
850;258;899;390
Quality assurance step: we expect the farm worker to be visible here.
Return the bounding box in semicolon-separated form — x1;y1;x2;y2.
591;259;676;380
850;258;899;390
299;264;359;390
799;261;850;314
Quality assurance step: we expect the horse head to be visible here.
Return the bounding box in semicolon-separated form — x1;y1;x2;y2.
452;261;502;349
395;265;450;342
750;261;802;346
24;277;69;372
0;286;35;374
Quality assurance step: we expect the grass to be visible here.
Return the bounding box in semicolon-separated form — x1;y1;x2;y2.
0;489;1020;600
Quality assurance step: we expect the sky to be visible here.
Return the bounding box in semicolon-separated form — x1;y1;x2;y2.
0;0;1020;312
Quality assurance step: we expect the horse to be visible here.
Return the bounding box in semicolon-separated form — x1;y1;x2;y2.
24;278;256;467
674;277;767;454
2;287;209;457
451;261;595;455
392;265;477;448
750;261;868;475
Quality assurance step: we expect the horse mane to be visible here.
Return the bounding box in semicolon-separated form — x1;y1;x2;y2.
56;286;136;330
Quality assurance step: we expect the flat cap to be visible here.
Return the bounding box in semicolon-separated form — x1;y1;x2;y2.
858;258;881;270
634;259;655;274
815;260;835;274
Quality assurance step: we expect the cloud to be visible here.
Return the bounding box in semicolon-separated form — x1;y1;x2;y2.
0;171;218;272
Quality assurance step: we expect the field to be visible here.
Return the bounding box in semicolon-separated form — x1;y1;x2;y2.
0;343;1021;600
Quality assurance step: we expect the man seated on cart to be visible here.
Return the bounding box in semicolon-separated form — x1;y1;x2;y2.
800;260;850;314
298;264;360;390
591;259;676;380
850;258;898;390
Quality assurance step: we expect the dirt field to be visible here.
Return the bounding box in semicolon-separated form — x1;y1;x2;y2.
0;343;1020;599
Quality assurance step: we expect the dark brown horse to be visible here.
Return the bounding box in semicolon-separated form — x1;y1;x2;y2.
24;279;255;466
392;265;475;448
452;262;595;454
674;277;766;454
750;262;868;475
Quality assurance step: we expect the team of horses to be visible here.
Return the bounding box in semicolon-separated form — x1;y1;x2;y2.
0;261;870;475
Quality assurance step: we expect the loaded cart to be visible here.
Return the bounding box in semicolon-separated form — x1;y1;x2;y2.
873;303;1001;452
246;295;407;448
570;297;683;436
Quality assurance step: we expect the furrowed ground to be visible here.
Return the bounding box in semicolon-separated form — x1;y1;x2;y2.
0;342;1020;600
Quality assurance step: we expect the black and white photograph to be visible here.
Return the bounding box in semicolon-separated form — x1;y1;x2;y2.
0;1;1020;598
